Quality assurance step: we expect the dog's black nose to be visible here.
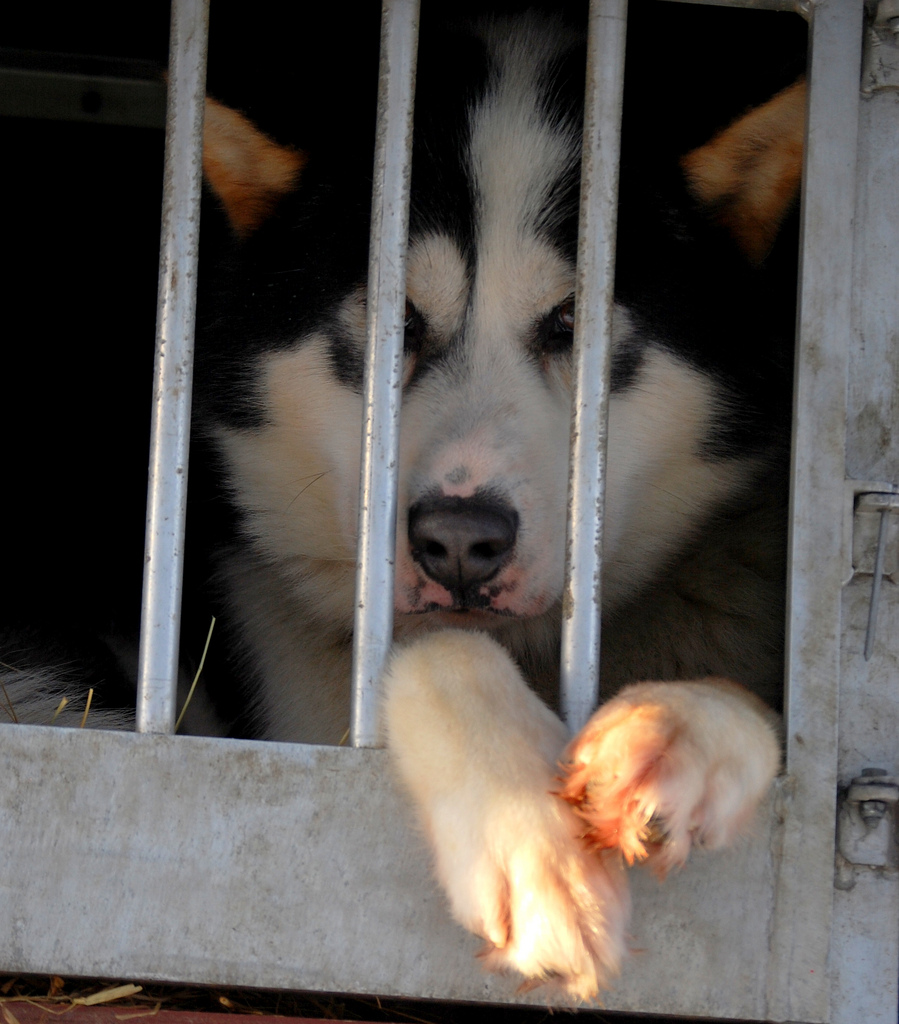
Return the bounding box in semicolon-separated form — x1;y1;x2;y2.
408;495;518;595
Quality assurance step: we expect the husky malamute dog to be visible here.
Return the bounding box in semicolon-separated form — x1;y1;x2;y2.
189;11;803;996
4;6;806;1002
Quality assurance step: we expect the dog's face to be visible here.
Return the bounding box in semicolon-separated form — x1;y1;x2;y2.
200;15;802;634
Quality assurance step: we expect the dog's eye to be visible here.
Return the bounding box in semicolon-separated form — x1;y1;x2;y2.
537;297;575;356
404;299;425;355
556;298;575;333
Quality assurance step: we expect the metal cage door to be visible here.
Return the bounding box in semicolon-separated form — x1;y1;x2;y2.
1;0;897;1021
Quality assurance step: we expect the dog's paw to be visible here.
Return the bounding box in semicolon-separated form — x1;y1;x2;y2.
471;805;629;1000
383;631;629;1000
558;679;781;876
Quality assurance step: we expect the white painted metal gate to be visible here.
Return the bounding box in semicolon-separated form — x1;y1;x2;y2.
1;0;897;1021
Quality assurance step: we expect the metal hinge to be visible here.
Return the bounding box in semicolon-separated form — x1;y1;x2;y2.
845;484;899;659
862;0;899;94
835;769;899;888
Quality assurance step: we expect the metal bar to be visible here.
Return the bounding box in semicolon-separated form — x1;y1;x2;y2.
766;0;864;1019
659;0;809;15
136;0;209;734
0;726;786;1012
785;0;862;780
559;0;629;735
0;68;166;127
350;0;420;749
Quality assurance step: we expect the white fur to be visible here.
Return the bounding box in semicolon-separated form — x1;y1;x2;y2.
384;631;629;1000
1;668;133;731
561;679;782;874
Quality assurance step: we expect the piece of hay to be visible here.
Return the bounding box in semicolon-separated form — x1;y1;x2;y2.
78;690;94;729
72;985;143;1006
175;617;216;734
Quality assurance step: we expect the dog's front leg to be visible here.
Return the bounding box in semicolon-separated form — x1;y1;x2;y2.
383;630;629;1000
558;679;781;877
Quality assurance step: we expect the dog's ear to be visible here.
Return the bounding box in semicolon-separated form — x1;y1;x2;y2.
681;79;806;264
202;97;306;238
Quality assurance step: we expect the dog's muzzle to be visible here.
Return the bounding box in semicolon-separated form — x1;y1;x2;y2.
408;494;519;607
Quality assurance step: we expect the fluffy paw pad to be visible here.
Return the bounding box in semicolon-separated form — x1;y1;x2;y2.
469;825;630;1000
557;679;781;877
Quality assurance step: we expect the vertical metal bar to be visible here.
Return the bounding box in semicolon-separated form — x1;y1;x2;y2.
559;0;628;735
766;1;864;1019
784;0;861;789
136;0;209;734
350;0;420;748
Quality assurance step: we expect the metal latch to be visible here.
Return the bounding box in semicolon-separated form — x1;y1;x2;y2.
849;489;899;659
862;0;899;94
836;769;899;887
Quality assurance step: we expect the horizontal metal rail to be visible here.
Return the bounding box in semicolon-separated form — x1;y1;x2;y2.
662;0;808;13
